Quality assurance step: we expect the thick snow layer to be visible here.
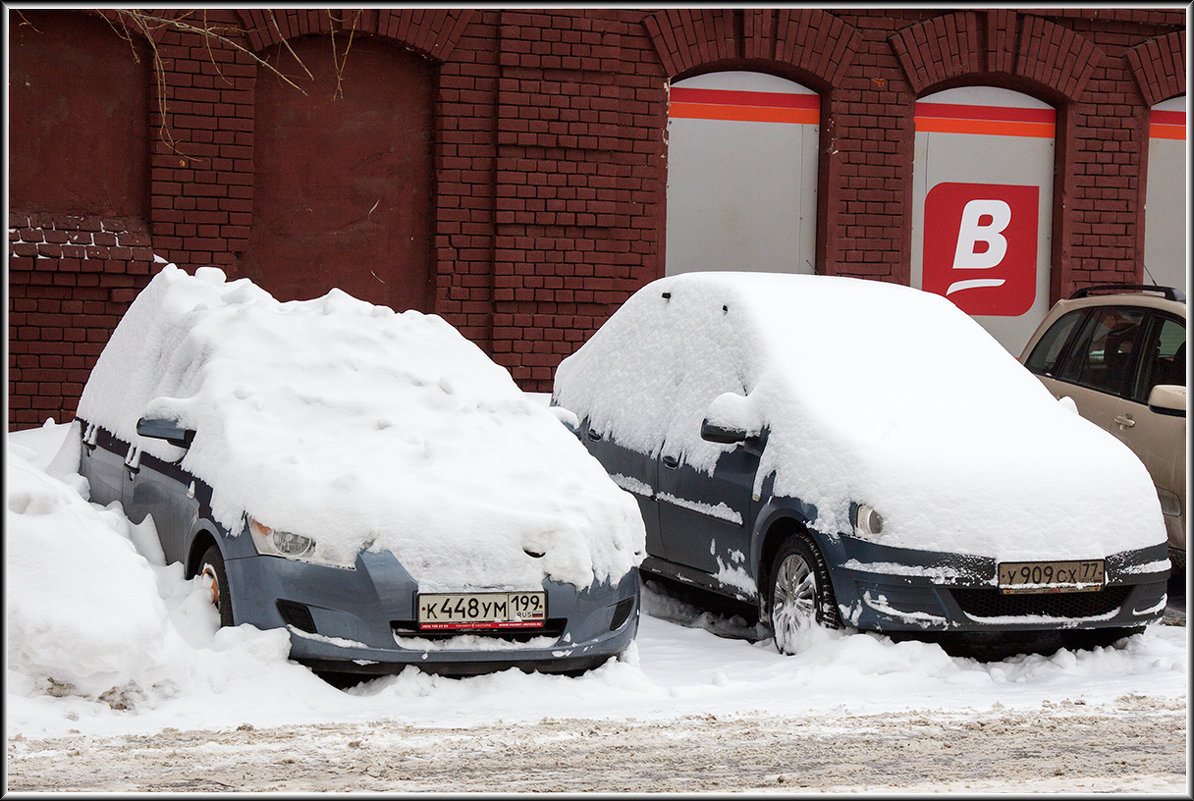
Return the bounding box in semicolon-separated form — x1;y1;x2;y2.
553;273;1167;561
5;423;1185;741
75;264;644;590
6;451;174;699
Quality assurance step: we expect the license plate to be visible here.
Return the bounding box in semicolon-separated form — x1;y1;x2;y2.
997;560;1105;594
417;591;546;630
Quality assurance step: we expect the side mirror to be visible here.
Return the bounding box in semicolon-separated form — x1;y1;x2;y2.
700;391;762;445
1147;385;1186;417
136;417;196;449
700;419;751;444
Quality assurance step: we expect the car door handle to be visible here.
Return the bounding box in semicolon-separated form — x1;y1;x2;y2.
587;428;600;441
1113;414;1136;428
125;464;140;478
662;455;680;469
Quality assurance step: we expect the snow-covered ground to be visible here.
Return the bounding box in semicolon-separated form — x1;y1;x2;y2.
6;420;1187;747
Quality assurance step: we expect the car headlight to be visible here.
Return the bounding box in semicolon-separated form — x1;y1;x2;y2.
247;517;356;569
854;503;885;540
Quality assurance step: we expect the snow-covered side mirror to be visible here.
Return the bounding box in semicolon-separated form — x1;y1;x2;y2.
1147;385;1186;417
136;416;195;449
700;392;762;444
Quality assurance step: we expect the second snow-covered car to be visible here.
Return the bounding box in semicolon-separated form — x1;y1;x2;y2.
76;264;645;677
552;272;1170;653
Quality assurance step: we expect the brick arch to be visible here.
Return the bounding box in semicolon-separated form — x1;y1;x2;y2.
237;9;472;63
643;8;861;87
1127;31;1185;107
889;10;1103;102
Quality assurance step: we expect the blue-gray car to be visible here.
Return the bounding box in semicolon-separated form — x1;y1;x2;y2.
75;264;643;678
552;272;1169;653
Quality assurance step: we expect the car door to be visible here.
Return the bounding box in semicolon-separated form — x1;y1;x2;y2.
1114;313;1186;548
655;429;759;592
580;418;666;561
123;436;201;566
78;421;127;507
1037;305;1148;430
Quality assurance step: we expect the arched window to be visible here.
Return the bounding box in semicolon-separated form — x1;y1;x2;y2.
1144;95;1186;293
911;86;1056;355
665;71;819;276
245;36;434;312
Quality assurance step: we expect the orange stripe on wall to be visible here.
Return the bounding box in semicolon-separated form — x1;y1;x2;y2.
670;102;819;125
915;116;1055;138
1150;123;1186;141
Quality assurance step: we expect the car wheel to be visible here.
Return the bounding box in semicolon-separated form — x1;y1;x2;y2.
1059;626;1144;650
199;544;234;627
768;535;840;654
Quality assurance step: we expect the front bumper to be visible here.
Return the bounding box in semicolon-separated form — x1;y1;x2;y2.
822;535;1170;633
224;549;639;675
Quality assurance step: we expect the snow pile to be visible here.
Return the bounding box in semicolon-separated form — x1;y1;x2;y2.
6;447;172;699
6;433;351;720
554;273;1166;561
75;264;644;590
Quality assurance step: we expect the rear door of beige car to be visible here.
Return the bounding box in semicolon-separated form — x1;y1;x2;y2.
1030;306;1186;556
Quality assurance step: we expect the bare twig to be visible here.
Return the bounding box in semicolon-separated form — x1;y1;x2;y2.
118;10;309;94
328;10;362;101
268;11;314;82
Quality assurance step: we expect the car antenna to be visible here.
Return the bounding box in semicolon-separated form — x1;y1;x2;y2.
1141;262;1160;286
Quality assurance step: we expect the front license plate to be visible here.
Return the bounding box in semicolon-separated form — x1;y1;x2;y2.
417;591;546;630
997;560;1105;594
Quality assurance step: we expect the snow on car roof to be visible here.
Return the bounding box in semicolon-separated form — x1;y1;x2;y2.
76;265;644;590
553;272;1165;560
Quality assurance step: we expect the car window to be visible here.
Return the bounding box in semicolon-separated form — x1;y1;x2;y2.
1131;314;1186;403
1056;306;1147;397
1024;309;1086;376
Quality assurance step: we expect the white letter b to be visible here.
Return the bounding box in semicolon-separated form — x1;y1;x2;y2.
952;199;1011;270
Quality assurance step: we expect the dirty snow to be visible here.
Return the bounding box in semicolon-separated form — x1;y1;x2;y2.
73;264;644;590
5;422;1186;749
553;272;1166;561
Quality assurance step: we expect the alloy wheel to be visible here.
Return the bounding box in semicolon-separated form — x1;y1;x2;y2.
771;551;818;654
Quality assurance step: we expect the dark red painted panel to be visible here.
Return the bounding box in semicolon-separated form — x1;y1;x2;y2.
9;10;149;216
244;36;434;312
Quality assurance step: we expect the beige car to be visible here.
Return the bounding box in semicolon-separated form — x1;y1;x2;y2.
1021;285;1186;570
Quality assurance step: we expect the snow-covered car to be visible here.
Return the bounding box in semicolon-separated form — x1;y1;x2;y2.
1019;284;1186;571
552;272;1170;653
75;265;644;677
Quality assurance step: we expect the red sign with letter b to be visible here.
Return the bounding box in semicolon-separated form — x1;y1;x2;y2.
923;182;1039;316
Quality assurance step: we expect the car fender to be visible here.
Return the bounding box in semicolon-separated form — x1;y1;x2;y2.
749;489;822;587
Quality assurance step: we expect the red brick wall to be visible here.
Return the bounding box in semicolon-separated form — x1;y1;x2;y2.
8;8;1187;428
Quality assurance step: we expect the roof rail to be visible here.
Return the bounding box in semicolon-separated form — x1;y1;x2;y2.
1069;284;1186;302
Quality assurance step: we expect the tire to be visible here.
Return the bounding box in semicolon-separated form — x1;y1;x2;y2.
768;535;840;655
1059;626;1143;651
199;544;235;627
